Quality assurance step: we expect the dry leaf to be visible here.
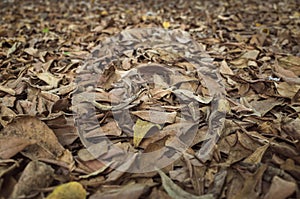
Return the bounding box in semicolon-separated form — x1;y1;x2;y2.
243;144;269;164
0;105;16;127
264;176;296;199
0;116;70;162
163;21;170;29
249;98;283;116
157;169;214;199
241;50;260;60
275;82;300;99
220;60;234;75
0;137;36;159
10;161;54;199
132;110;177;124
233;164;267;199
36;72;61;88
46;182;86;199
90;183;149;199
279;55;300;76
0;85;15;95
133;118;160;148
2;1;300;197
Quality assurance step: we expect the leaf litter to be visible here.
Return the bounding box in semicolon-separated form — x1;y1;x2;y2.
0;0;299;198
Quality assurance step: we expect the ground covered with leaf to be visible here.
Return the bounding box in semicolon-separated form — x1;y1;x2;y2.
0;0;300;198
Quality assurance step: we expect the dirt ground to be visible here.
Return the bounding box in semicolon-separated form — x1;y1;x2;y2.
0;0;300;198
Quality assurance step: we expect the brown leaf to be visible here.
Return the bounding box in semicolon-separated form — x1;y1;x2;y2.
241;50;260;60
0;105;16;127
101;119;123;136
243;144;269;164
90;183;149;199
279;55;300;76
0;116;69;161
282;118;300;140
275;82;300;99
23;47;38;57
249;98;283;116
157;169;214;199
10;161;54;199
233;164;267;199
0;85;15;95
36;72;61;88
149;188;172;199
0;137;36;159
264;176;296;199
131;110;177;124
220;60;234;75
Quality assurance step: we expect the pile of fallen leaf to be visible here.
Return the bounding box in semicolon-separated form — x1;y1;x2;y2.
0;0;300;198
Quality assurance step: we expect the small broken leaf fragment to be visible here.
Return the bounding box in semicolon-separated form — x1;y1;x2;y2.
7;42;21;57
42;27;49;33
133;119;160;148
46;181;86;199
163;21;170;29
157;169;214;199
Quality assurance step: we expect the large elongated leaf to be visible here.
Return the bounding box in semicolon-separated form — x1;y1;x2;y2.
0;116;72;165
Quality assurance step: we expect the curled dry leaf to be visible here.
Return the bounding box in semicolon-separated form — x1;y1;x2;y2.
0;105;16;127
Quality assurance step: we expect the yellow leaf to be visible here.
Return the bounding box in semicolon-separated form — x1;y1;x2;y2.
142;15;147;21
46;182;86;199
133;119;160;148
255;23;262;27
162;21;170;29
292;11;300;18
101;10;108;16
